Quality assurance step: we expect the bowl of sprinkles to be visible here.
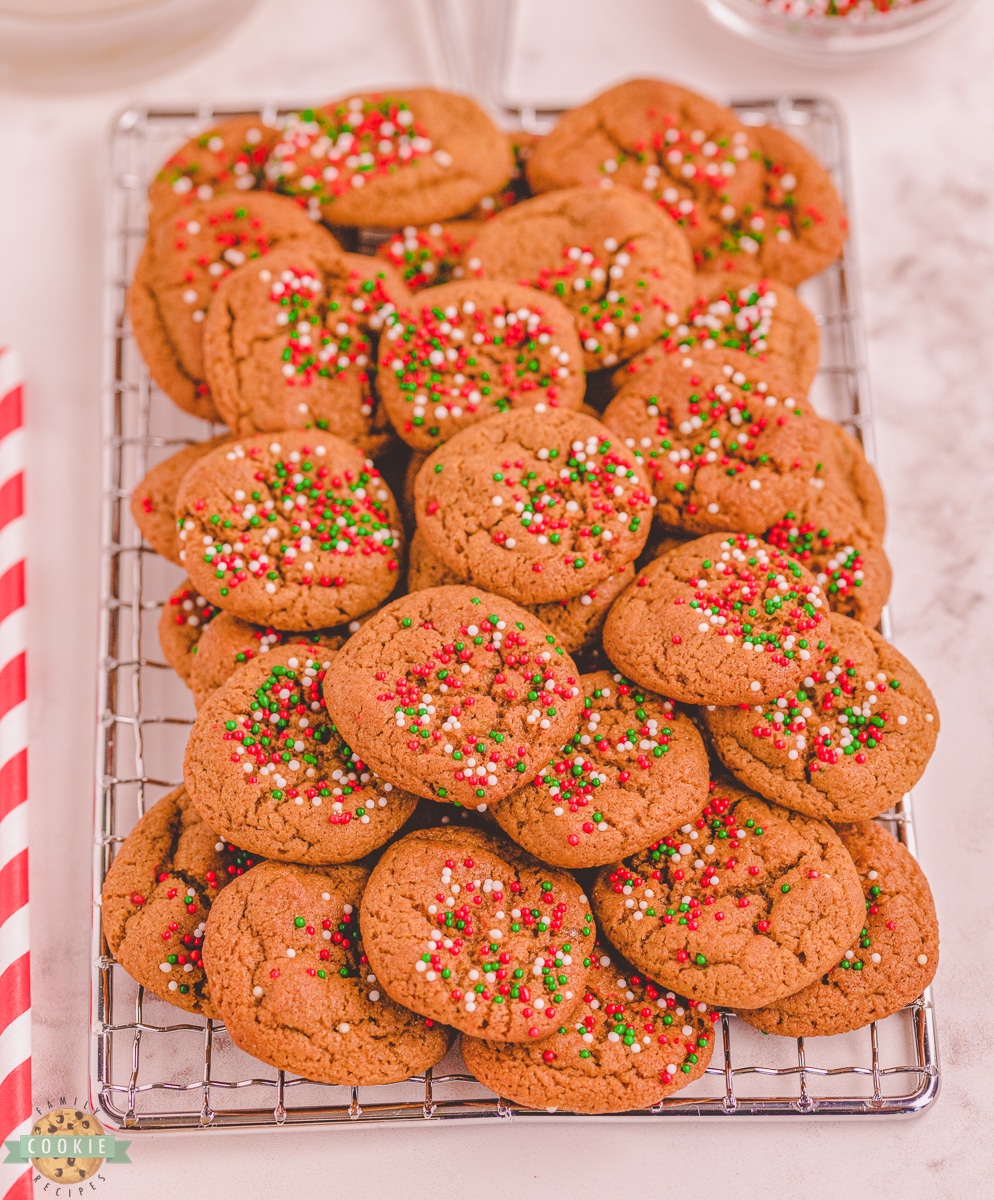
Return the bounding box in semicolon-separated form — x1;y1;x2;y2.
699;0;971;64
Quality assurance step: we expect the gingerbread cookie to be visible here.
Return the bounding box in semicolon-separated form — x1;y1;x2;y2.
615;273;820;394
413;410;653;605
525;79;762;254
603;533;831;706
591;780;865;1008
490;670;710;868
359;827;596;1040
377;280;585;451
818;418;886;541
148;115;280;224
737;820;938;1037
703;614;939;822
467;187;695;372
203;860;452;1085
185;647;418;862
203;241;410;447
263;89;513;227
462;945;715;1112
188;612;345;708
101;784;260;1016
129;193;335;419
406;528;631;655
158;578;220;686
323;586;584;807
603;345;820;534
131;435;232;564
696;125;848;286
376;220;483;291
175;430;404;629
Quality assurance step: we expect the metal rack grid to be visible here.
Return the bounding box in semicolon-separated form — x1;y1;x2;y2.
91;90;939;1130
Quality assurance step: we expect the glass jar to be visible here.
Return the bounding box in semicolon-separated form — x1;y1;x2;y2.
699;0;971;65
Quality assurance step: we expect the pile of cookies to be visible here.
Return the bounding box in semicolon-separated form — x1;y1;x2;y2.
104;79;939;1115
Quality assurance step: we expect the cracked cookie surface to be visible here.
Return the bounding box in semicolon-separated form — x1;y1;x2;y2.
591;780;865;1008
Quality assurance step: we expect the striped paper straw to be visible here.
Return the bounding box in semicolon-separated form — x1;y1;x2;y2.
0;347;30;1200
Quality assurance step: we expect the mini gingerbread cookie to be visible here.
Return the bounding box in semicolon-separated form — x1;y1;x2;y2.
101;784;261;1016
615;273;820;394
406;528;631;656
203;241;410;447
376;220;484;291
359;827;596;1040
603;533;831;706
490;670;710;868
175;430;404;629
736;820;938;1037
696;125;848;286
467;187;695;372
203;860;453;1085
525;79;763;254
129;193;335;420
148;115;280;224
185;647;419;862
377;280;585;451
131;435;232;564
462;945;715;1112
323;586;584;807
188;612;346;708
703;614;939;822
263;89;513;227
603;345;821;534
591;779;865;1009
817;418;886;541
413;410;653;606
158;578;220;686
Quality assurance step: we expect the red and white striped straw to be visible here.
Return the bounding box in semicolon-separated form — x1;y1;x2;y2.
0;347;31;1200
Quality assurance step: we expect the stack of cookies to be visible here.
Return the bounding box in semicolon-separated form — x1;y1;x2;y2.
104;79;939;1115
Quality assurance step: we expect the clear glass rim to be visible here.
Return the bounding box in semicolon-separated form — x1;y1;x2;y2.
705;0;966;33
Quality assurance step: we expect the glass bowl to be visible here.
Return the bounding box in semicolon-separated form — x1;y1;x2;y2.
699;0;972;66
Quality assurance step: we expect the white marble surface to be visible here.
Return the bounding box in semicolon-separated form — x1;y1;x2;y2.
1;0;992;1195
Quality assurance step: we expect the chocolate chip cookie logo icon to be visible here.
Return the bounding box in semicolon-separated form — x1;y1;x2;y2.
3;1104;131;1187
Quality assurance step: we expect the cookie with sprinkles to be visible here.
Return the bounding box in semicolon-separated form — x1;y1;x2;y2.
185;646;419;862
407;529;632;656
603;532;832;707
615;273;821;394
377;280;585;451
490;670;710;869
737;820;938;1037
591;779;865;1008
158;578;220;687
188;612;346;708
703;613;939;822
203;240;410;448
175;429;404;629
375;220;484;292
129;193;336;420
101;784;260;1016
462;945;715;1112
602;345;821;534
818;417;886;541
696;124;848;286
263;89;513;227
147;114;280;225
203;860;453;1085
359;826;596;1040
131;435;233;565
413;410;654;605
467;186;695;372
323;586;584;807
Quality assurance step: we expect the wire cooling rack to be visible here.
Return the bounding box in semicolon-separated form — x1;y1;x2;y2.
91;82;939;1128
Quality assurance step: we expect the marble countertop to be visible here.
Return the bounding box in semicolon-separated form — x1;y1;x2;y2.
1;0;991;1195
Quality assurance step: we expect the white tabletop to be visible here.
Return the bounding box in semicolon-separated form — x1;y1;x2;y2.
1;1;991;1196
